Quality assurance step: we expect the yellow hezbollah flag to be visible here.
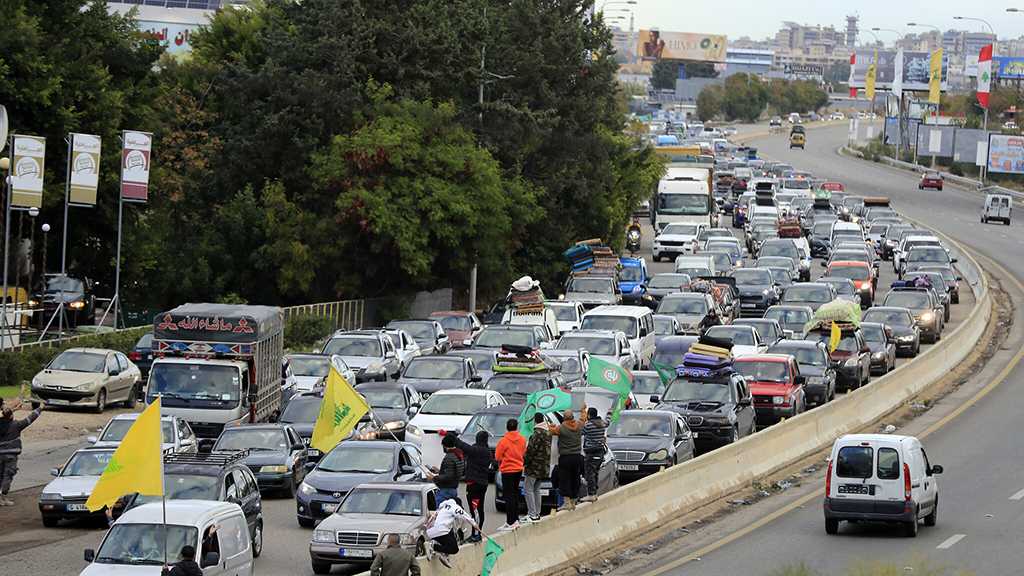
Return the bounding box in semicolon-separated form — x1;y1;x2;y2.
865;62;877;100
829;322;842;353
311;365;369;453
86;398;164;511
928;48;943;105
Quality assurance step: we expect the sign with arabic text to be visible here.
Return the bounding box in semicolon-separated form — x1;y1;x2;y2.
11;135;46;209
69;133;101;206
121;131;152;202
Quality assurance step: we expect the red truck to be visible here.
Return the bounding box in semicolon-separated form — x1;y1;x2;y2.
733;354;805;426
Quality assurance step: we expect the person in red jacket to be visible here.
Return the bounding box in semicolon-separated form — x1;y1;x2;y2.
494;418;526;531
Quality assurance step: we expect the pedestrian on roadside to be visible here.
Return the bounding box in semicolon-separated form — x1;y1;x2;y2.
430;434;465;505
161;545;201;576
442;429;491;543
523;412;552;523
581;407;608;502
0;398;42;506
370;533;421;576
494;418;526;531
550;405;588;511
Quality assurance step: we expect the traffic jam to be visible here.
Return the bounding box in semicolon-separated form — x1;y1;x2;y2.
21;126;967;575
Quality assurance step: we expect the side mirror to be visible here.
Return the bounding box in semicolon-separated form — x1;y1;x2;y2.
197;438;216;454
50;467;60;477
108;368;120;376
469;375;483;383
385;351;396;359
649;395;660;404
84;549;95;563
292;443;305;452
400;465;417;475
930;464;944;475
408;405;420;414
950;258;958;263
794;375;806;386
202;551;220;568
783;330;795;339
738;397;752;406
304;461;317;472
86;435;97;444
462;339;474;347
539;341;553;350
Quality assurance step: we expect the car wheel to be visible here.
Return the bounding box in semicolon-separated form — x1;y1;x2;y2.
653;255;661;262
297;517;314;528
416;537;427;557
95;389;107;413
312;560;332;574
41;515;59;528
730;426;740;443
825;518;839;535
904;518;919;537
924;498;938;527
252;521;264;557
122;385;138;409
981;216;987;224
283;473;297;498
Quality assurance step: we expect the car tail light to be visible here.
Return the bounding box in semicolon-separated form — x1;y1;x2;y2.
903;463;912;501
825;460;833;497
129;351;142;361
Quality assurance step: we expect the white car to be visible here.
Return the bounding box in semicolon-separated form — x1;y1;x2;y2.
282;353;357;393
704;325;766;357
383;328;423;371
89;413;198;454
546;300;586;334
38;447;116;527
407;389;507;435
653;222;707;262
554;329;635;370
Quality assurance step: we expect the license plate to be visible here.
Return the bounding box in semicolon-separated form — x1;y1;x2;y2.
619;464;639;471
540;489;549;496
741;303;755;308
66;503;89;512
691;432;699;438
321;503;339;513
339;548;373;558
48;399;70;406
838;484;870;495
146;354;153;360
308;449;320;457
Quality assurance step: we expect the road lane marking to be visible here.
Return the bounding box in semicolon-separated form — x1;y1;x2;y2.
1010;488;1024;501
936;534;966;549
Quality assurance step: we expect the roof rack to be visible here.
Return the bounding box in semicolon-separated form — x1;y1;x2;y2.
165;450;250;467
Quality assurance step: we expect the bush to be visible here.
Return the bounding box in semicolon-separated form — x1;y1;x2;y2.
0;327;150;390
284;315;335;352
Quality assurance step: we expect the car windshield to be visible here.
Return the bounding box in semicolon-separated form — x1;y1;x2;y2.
662;223;699;235
463;413;512;439
323;337;382;357
869;224;888;235
658;194;709;215
435;315;471;331
148;363;241;406
360;388;406;409
580;315;637;338
568;277;613;294
863;309;913;327
45;276;83;293
136;333;153;348
280;397;322;424
100;420;175;444
812;222;833;237
653;317;676;335
706;326;754;346
765;307;811;325
677;267;711;278
657;297;708;315
907;247;948;263
49;350;106;372
94;524;197;566
214;428;289;452
475;327;535;348
733;269;772;285
63;450;115;476
388;322;436;343
769;269;793;286
288;356;331;377
735;361;789;383
319;446;394;474
404;359;464;380
861;324;885;342
452;351;495;371
620;266;644;282
556;336;616;355
549;305;579;321
633;374;665;395
820;280;854;296
419;394;486;416
784;179;810;189
809;331;858;353
486;376;547;397
829;266;869;281
663;378;731;403
708;252;732;270
884;292;929;309
138;475;219;503
768;344;825;366
608;414;672;437
339;488;422;516
759;243;797;258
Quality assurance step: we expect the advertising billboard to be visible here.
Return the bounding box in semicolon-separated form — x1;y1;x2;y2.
637;30;727;63
69;133;101;206
993;57;1024;81
851;50;948;91
987;134;1024;175
121;130;153;203
784;63;823;78
138;20;199;55
11;135;46;209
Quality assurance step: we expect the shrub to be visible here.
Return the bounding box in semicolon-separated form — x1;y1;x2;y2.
284;315;335;352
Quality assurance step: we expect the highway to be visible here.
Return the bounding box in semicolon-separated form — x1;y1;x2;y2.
614;122;1024;576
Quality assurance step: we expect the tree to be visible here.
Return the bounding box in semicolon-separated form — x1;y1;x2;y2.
766;79;829;114
697;85;723;121
721;73;768;122
826;61;851;84
685;61;719;79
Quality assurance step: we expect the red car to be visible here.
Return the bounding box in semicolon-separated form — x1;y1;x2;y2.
821;181;845;193
826;260;876;307
428;310;482;348
919;171;943;191
733;354;805;426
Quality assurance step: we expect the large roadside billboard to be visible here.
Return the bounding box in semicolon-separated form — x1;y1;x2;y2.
637;30;727;63
994;57;1024;80
987;134;1024;175
850;50;948;92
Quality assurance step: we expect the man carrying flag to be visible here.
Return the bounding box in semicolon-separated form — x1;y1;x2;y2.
311;364;370;454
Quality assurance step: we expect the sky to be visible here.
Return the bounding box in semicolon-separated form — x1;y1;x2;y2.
615;0;1024;42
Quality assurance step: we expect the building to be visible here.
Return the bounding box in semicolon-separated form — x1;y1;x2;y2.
106;0;249;54
845;15;859;48
725;49;774;77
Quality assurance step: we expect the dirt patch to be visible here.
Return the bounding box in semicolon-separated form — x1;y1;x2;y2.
4;402;139;444
0;485;106;557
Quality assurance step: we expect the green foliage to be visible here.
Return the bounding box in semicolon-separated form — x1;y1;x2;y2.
721;74;769;123
284;315;334;352
767;79;829;115
697;85;724;122
826;61;851;84
0;328;149;388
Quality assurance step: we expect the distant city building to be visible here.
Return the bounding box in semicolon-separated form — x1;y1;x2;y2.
725;49;774;77
106;0;249;54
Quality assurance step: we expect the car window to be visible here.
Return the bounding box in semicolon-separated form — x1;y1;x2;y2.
231;470;251;498
200;525;221;563
836;446;873;479
877;447;901;480
219;514;248;559
106;354;119;374
115;353;129;372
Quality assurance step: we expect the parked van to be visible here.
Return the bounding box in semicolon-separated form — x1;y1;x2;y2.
82;500;254;575
580;305;656;368
824;434;943;537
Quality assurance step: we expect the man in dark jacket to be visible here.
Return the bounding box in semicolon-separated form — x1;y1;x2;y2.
431;434;464;505
523;413;551;522
581;407;608;502
370;533;421;576
161;545;202;576
445;429;491;543
0;398;42;506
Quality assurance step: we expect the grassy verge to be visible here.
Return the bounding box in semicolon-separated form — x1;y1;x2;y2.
0;385;22;400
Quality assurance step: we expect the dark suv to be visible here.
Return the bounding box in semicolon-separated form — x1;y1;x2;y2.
31;274;96;328
654;369;756;453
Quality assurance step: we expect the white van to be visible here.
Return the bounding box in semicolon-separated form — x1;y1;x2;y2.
674;254;719;278
824;434;943;537
580;305;656;368
82;500;254;575
502;306;560;340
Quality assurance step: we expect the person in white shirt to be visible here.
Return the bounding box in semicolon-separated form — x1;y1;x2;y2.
425;498;477;568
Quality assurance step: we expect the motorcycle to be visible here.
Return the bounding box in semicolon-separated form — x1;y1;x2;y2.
626;220;642;255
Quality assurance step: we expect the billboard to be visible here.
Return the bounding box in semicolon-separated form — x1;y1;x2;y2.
121;130;153;203
11;135;46;209
994;57;1024;81
851;50;948;91
987;134;1024;175
784;63;823;78
138;20;198;55
638;30;727;63
69;133;101;206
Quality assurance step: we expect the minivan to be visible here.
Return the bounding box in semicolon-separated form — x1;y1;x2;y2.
824;434;942;537
580;305;656;368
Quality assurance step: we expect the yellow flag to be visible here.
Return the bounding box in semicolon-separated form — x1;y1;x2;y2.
86;398;164;512
928;48;943;105
865;63;877;100
311;365;369;453
829;321;842;353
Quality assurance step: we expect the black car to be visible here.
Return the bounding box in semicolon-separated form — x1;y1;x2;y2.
31;274;96;328
385;319;451;355
125;451;265;557
607;410;694;482
279;391;323;449
656;293;720;334
917;265;961;304
128;332;154;382
862;307;921;357
397;355;481;397
766;339;837;406
354;381;423;441
732;267;779;317
211;424;308;496
654;370;756;453
860;322;896;375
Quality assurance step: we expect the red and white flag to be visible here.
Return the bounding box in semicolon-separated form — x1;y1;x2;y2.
977;44;993;109
848;53;857;98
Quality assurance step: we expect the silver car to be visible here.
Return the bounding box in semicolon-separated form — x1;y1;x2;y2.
38;447;117;527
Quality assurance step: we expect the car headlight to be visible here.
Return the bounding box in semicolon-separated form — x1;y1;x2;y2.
845;358;859;368
299;482;317;496
382;420;406;431
28;299;39;307
648;449;669;461
762;289;771;296
772;396;785;405
632;285;643;294
39;493;61;501
920;312;934;322
313;529;335;543
871;352;885;360
387;532;416;546
69;300;86;310
260;465;288;474
405;424;422;441
76;382;94;391
898;335;915;342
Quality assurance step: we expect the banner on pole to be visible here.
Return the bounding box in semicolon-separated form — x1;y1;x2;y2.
121;131;152;202
928;49;943;105
69;133;101;206
11;135;46;209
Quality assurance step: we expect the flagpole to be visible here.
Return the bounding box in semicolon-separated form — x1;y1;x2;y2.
159;395;167;567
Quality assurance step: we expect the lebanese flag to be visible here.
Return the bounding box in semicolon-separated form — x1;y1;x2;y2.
977;44;993;109
848;53;857;98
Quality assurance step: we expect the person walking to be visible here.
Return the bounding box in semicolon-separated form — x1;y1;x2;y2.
0;398;42;506
493;418;526;531
430;434;465;505
425;497;476;568
161;545;202;576
523;412;552;523
550;406;588;511
443;429;491;543
581;407;608;502
370;533;421;576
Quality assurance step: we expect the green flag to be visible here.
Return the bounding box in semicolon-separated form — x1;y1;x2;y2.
518;387;573;437
587;357;633;423
481;537;505;576
652;360;676;385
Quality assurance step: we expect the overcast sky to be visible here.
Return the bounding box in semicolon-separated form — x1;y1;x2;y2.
615;1;1024;41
